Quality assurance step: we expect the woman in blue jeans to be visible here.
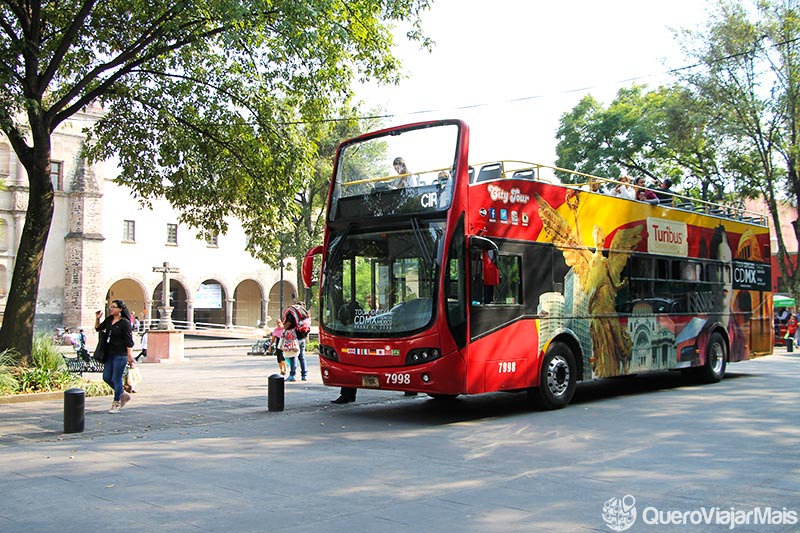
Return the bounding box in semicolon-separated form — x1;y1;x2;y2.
95;299;135;414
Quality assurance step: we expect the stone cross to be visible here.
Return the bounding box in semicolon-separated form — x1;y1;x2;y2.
152;261;180;330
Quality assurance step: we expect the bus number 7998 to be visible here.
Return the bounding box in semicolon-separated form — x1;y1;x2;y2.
385;373;411;385
498;361;517;373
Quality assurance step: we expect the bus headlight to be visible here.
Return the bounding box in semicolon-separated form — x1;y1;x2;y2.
319;345;339;361
405;348;441;366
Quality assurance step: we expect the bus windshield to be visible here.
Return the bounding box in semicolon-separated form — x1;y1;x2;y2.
321;221;445;337
329;123;460;221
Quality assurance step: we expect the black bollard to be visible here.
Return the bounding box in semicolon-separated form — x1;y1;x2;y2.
787;338;794;352
63;388;85;433
267;374;285;412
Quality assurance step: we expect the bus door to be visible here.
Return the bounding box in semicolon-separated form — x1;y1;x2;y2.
466;236;530;392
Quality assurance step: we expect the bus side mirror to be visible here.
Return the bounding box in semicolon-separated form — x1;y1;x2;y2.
302;246;323;289
469;235;500;287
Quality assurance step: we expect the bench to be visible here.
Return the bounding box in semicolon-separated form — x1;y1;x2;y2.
247;338;271;356
62;349;104;375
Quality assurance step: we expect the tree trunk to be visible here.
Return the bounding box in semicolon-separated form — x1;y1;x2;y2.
0;135;54;365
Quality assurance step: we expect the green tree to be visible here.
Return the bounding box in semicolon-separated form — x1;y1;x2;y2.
0;0;431;363
555;84;727;199
678;0;800;297
278;107;381;311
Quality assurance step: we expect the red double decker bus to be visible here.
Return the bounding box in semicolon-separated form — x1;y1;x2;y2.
303;119;773;408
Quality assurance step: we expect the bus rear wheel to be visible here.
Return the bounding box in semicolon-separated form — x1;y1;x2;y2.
529;342;576;410
699;331;727;383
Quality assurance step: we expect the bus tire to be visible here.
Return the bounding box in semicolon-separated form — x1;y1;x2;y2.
529;342;576;410
699;331;727;383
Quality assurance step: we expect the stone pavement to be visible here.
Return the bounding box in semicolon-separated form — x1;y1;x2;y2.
0;339;399;444
1;342;798;532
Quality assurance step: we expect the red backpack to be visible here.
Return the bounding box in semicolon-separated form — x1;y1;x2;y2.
288;304;311;333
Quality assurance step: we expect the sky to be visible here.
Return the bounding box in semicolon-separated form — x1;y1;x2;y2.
357;0;712;167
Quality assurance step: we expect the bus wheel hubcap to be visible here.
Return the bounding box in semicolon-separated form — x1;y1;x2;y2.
710;342;724;374
547;356;570;396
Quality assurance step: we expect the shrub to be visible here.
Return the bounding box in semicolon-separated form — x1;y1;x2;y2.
14;335;74;393
0;349;20;395
0;335;111;397
32;334;67;372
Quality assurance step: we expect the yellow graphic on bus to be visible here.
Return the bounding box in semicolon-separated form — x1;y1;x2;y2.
535;191;644;377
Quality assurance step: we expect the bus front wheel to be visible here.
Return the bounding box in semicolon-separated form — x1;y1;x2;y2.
699;331;727;383
529;342;576;410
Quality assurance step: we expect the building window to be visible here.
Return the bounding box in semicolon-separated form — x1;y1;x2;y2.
123;220;135;242
50;161;64;191
167;223;178;245
206;233;219;247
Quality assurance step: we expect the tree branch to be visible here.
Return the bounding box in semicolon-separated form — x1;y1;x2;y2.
38;0;97;90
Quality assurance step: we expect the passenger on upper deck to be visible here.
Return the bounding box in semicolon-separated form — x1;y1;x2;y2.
436;170;451;206
611;176;636;200
655;179;674;205
634;177;659;204
582;180;604;193
392;157;418;188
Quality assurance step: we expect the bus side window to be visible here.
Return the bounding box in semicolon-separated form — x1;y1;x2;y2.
470;250;522;306
446;217;467;347
470;249;490;305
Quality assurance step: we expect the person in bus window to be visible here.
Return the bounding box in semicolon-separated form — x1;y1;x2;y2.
436;170;451;206
392;156;417;188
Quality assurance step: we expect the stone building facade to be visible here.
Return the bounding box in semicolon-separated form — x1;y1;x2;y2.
0;104;297;335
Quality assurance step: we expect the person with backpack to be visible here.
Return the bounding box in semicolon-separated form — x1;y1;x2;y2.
283;302;311;381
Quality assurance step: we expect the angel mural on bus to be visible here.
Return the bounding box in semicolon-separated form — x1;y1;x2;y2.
534;191;643;377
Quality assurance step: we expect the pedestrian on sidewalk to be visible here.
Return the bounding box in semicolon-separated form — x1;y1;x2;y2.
135;329;148;362
272;320;288;376
96;299;136;413
787;313;799;352
283;302;310;382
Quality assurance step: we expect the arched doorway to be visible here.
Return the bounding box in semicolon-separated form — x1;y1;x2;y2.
234;279;263;327
106;278;147;323
267;280;296;327
193;279;226;327
152;279;188;328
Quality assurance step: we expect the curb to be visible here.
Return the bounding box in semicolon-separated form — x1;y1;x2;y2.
0;391;63;404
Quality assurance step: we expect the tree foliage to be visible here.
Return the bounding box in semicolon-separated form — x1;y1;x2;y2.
555;84;727;200
0;0;431;361
678;0;800;298
555;0;800;301
279;107;382;308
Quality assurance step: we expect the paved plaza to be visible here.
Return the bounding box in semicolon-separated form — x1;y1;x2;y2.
1;340;798;532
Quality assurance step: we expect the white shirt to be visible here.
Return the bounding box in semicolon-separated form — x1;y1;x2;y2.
611;184;637;200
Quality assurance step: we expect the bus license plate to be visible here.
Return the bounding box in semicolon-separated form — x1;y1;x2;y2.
361;375;380;388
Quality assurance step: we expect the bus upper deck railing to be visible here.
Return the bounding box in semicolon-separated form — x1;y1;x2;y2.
468;160;769;226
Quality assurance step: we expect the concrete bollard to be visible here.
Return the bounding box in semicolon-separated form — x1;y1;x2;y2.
268;374;285;411
63;388;85;433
